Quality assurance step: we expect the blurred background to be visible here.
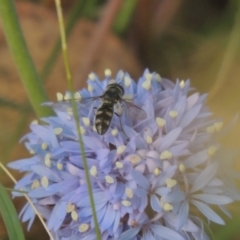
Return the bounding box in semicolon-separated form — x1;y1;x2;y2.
0;0;240;239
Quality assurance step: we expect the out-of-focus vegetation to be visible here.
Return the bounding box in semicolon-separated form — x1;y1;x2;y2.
0;0;240;239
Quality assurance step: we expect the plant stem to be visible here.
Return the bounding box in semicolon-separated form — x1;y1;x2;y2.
54;0;101;239
0;0;52;118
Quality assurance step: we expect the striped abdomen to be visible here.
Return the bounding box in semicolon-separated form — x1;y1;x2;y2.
95;103;114;135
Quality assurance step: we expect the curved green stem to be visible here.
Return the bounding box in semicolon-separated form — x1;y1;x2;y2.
0;0;52;117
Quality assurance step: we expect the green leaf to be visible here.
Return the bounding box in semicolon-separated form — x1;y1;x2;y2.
0;0;52;118
0;183;25;240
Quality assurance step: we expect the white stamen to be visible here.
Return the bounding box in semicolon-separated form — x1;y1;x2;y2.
115;161;123;169
125;188;133;198
64;92;71;100
122;200;131;207
206;125;215;133
207;146;217;157
163;202;173;211
153;168;161;176
54;128;63;135
179;163;186;172
57;162;63;170
88;84;93;92
180;80;185;89
111;128;118;136
74;92;82;100
142;80;151;90
82;117;90;127
41;142;48;150
31;120;38;125
29;149;35;154
92;125;97;132
104;69;112;77
71;210;78;221
146;136;152;144
124;76;131;87
127;154;141;165
88;72;95;80
123;94;133;101
160;150;172;160
156;117;166;127
56;92;64;101
165;178;177;188
214;122;223;132
169;111;178;118
105;175;114;184
145;73;152;81
155;74;162;82
90;166;97;177
66;203;75;213
31;180;40;190
44;153;51;167
78;126;85;135
79;223;89;233
117;145;126;155
41;176;49;188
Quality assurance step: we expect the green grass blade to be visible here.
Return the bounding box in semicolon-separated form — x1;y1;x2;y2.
0;0;52;118
0;183;25;240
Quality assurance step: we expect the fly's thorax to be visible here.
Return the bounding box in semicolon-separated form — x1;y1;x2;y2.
104;83;124;101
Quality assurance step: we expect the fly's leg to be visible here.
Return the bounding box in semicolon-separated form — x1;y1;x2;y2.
115;112;129;140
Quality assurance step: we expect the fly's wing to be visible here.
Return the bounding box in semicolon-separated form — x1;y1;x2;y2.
121;100;147;120
44;96;101;113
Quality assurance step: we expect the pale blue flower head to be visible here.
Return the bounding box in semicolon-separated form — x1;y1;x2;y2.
8;69;240;240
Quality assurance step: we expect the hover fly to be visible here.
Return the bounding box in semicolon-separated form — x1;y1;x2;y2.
48;82;146;135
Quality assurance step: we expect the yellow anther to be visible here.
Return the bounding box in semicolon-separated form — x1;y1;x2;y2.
88;85;93;92
180;80;185;89
142;80;151;90
207;146;217;157
54;128;63;135
104;69;112;77
66;203;75;213
74;92;82;100
31;180;40;190
145;73;152;81
153;168;161;176
122;200;131;207
160;150;172;160
115;161;123;169
64;92;71;100
79;223;89;233
29;149;35;154
155;74;162;82
163;203;173;211
44;153;51;167
179;163;186;172
124;76;131;87
56;162;63;170
82;117;90;127
56;92;64;101
31;120;38;125
146;136;152;144
41;142;48;150
117;145;126;155
41;176;49;188
111;128;118;136
90;166;97;177
206;125;215;133
127;154;141;165
71;210;78;221
169;111;178;118
214;122;223;132
156;117;166;127
88;72;95;80
165;178;177;188
125;188;134;198
105;175;114;184
78;126;85;135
